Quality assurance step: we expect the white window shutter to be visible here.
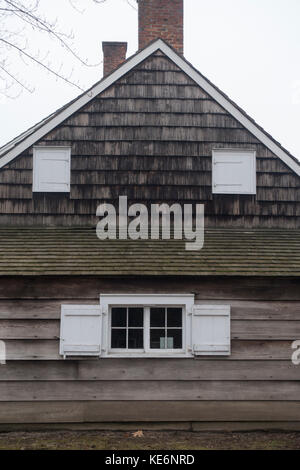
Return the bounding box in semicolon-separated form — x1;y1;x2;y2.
192;305;231;356
212;150;256;195
60;305;102;358
33;147;71;192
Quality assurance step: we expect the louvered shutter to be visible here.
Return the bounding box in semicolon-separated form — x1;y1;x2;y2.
60;305;102;358
192;305;231;356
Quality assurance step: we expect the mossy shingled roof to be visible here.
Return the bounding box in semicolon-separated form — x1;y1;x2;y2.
0;227;299;277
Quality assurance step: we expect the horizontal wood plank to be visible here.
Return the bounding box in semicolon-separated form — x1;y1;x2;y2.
3;339;295;361
1;401;300;423
1;380;300;401
0;299;299;320
0;277;299;300
0;360;299;381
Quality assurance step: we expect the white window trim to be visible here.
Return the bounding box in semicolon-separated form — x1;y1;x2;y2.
33;146;71;193
212;148;256;195
100;294;194;358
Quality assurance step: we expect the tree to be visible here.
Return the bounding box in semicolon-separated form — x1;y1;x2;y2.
0;0;137;97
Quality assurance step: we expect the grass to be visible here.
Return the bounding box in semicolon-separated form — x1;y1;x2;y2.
0;430;299;450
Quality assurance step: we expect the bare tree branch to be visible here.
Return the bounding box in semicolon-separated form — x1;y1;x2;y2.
0;37;85;91
0;0;119;97
0;61;33;93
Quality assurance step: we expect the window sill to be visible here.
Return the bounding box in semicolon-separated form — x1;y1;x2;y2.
102;351;193;358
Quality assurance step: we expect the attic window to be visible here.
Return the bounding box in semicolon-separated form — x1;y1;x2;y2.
33;147;71;193
212;149;256;195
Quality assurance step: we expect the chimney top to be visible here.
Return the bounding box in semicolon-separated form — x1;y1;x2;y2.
138;0;184;54
102;41;128;77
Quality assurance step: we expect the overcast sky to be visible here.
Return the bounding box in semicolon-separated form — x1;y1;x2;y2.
1;0;300;159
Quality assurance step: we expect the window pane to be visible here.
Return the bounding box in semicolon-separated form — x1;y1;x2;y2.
111;329;126;348
111;308;127;327
128;308;144;327
167;329;182;349
128;329;143;349
150;308;165;327
167;308;182;327
150;329;166;349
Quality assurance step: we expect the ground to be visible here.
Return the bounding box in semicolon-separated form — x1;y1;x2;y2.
0;430;299;450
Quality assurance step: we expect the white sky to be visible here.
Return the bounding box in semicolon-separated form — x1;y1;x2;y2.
1;0;300;160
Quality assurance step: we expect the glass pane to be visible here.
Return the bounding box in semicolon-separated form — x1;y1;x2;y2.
128;329;143;349
167;308;182;327
150;329;166;349
150;308;165;327
111;308;127;327
167;329;182;349
111;329;126;348
128;308;144;327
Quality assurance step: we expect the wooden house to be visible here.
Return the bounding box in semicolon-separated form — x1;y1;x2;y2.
0;0;300;431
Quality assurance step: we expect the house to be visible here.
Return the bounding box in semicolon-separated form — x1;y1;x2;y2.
0;0;300;431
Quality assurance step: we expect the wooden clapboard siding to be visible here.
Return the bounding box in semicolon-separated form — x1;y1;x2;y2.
0;360;299;381
0;276;299;300
0;276;299;426
0;401;300;424
0;299;299;320
3;339;294;361
0;52;299;226
1;380;300;401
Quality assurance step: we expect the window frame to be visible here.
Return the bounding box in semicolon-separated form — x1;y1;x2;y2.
108;305;185;355
101;294;194;358
32;146;71;193
212;148;256;195
109;306;145;353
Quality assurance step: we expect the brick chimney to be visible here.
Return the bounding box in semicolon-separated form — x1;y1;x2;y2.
138;0;184;54
102;42;128;76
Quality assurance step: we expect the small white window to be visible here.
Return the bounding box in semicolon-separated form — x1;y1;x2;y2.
212;149;256;194
33;147;71;192
102;295;192;357
59;296;231;359
109;306;184;353
60;305;102;358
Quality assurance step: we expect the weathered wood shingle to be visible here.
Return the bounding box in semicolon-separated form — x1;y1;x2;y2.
0;51;299;227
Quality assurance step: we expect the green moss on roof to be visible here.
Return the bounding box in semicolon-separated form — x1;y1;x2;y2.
0;227;299;276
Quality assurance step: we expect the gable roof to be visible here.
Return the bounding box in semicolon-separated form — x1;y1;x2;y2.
0;38;299;176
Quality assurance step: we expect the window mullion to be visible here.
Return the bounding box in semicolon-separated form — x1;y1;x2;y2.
165;307;167;349
127;308;130;349
144;307;150;353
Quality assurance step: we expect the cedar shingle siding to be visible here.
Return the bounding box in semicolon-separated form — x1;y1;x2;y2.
1;52;299;227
